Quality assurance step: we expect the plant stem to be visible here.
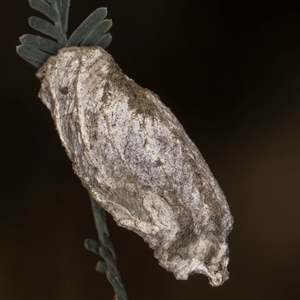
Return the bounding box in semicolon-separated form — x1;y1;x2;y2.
85;194;128;300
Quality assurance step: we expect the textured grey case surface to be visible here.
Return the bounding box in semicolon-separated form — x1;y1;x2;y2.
37;46;234;286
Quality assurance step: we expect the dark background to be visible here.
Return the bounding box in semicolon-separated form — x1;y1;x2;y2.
1;0;300;299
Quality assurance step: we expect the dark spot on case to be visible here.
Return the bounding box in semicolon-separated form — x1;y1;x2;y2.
59;86;69;95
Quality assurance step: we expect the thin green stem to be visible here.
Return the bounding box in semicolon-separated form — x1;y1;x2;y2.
85;194;128;300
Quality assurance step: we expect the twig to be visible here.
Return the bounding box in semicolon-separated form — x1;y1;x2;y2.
85;194;128;300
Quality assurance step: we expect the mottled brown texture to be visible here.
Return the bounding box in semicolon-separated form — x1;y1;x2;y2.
36;46;234;286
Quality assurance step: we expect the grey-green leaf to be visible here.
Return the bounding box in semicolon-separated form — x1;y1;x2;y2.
67;7;108;46
96;33;112;49
80;19;112;46
45;0;60;5
16;45;50;68
17;2;112;68
95;261;108;273
29;16;61;40
29;0;59;22
19;34;60;54
18;55;41;68
84;238;100;256
59;0;70;33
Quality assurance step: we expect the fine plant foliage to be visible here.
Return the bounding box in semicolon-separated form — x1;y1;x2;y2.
16;0;112;68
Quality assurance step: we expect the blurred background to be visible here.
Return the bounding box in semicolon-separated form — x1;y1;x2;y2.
1;0;300;299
